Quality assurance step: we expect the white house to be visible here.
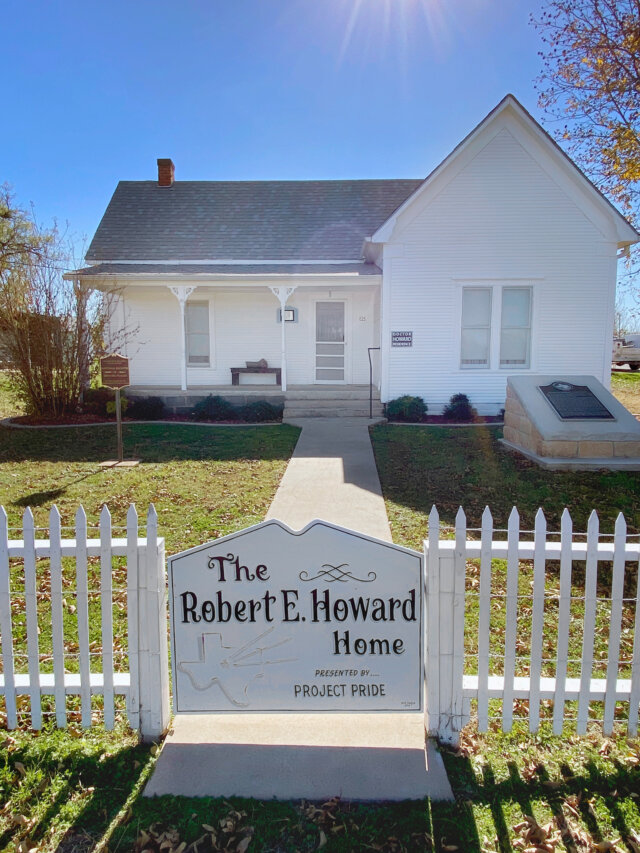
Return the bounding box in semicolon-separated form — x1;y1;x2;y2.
71;95;638;416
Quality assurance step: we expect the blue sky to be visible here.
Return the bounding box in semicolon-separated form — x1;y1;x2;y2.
4;0;548;248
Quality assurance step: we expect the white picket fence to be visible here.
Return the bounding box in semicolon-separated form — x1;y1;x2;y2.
3;501;640;747
0;504;170;740
425;505;640;744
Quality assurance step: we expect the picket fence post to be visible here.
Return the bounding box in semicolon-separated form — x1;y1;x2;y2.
137;504;171;742
424;506;466;744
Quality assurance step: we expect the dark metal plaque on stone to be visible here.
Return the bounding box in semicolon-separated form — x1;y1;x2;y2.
539;382;614;420
100;354;130;389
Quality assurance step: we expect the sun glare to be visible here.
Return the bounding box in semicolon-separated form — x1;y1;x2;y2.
335;0;483;66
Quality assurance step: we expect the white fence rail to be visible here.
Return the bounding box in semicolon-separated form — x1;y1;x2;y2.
0;504;169;740
425;505;640;744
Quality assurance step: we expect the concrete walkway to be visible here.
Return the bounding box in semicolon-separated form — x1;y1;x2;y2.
266;417;392;541
145;417;454;803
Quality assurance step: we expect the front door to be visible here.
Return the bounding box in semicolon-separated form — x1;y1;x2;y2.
315;301;345;382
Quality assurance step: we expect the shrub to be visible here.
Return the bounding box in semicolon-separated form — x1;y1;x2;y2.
386;395;427;423
106;394;128;416
82;387;112;416
442;393;476;422
237;400;283;422
127;396;166;420
192;395;237;421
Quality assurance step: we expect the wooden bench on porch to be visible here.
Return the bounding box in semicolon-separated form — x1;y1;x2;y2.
230;364;282;386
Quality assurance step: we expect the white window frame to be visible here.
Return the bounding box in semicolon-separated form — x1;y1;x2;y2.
185;299;212;368
457;282;535;372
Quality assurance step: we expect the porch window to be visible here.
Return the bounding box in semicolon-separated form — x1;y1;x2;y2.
460;288;491;368
185;301;210;366
500;287;531;368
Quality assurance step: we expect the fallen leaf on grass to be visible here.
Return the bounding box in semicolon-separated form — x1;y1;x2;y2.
627;832;640;853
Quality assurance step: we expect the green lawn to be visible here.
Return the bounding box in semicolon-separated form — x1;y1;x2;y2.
370;422;640;546
2;373;640;851
0;420;302;852
0;372;22;420
611;370;640;413
369;423;640;852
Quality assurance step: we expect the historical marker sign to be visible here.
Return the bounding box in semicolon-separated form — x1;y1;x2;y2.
539;382;615;420
100;353;130;389
168;520;423;713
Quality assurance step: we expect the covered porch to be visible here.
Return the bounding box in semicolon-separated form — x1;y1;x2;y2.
108;274;382;398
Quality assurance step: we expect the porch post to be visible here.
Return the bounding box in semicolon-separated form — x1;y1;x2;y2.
168;286;196;391
268;286;297;392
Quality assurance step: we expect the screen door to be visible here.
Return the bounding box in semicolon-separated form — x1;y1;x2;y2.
315;301;345;382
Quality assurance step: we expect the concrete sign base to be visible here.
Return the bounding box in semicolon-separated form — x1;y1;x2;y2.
144;712;453;801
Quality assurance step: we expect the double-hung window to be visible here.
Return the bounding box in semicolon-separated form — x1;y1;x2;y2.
460;284;532;370
186;301;210;366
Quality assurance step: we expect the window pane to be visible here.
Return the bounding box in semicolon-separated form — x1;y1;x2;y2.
500;328;529;364
187;303;209;334
316;368;344;380
461;328;490;365
316;302;344;342
186;302;210;365
462;289;491;327
316;356;345;368
189;334;209;358
316;344;344;356
502;288;530;327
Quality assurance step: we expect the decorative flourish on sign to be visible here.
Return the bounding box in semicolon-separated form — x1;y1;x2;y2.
298;563;377;583
178;627;296;707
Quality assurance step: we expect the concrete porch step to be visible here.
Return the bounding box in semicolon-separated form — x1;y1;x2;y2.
286;385;378;401
282;406;382;421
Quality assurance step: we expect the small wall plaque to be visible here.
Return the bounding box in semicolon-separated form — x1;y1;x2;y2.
392;331;413;348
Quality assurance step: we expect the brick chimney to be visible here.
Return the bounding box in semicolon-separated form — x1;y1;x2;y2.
157;158;175;187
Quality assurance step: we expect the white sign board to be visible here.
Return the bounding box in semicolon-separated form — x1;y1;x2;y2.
168;520;423;713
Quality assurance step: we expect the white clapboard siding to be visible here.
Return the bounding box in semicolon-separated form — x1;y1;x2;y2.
425;505;640;744
0;504;168;740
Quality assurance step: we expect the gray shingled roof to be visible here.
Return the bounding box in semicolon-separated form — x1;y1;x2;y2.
86;179;423;261
74;262;381;276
